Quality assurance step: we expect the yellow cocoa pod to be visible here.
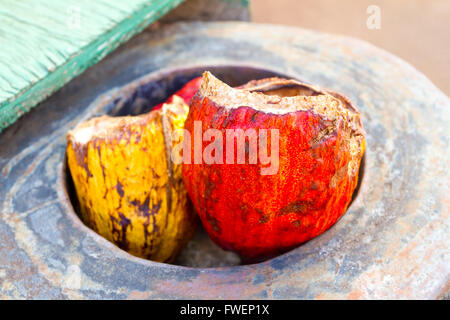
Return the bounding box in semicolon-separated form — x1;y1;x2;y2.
66;96;197;262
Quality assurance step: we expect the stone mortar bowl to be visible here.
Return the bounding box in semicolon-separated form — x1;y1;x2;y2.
0;22;448;299
62;64;366;268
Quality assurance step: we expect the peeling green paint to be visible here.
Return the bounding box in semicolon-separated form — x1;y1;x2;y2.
0;0;185;133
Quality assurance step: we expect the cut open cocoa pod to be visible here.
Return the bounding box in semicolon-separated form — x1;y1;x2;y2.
66;95;197;263
182;71;365;262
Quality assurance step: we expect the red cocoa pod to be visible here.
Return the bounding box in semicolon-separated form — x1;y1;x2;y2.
181;71;366;262
153;77;202;110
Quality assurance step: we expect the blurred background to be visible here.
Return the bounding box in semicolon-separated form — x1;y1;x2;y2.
1;0;448;133
251;0;450;95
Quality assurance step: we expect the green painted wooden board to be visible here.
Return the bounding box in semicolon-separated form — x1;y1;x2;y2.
0;0;185;133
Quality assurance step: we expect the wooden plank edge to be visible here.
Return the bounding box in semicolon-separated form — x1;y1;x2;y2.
0;0;185;134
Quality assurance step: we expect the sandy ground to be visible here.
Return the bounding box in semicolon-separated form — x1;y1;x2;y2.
251;0;450;96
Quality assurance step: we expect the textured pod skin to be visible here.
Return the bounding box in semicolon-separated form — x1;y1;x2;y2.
182;72;366;261
67;96;197;262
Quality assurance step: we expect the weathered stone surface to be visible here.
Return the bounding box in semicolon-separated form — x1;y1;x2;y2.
0;22;448;299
